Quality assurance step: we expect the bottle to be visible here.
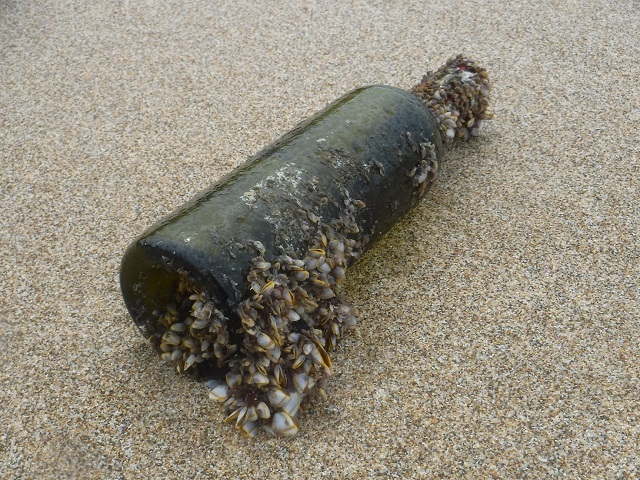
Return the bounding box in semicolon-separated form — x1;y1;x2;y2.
120;55;491;437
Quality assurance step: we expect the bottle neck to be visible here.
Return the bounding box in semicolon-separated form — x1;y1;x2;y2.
412;55;492;143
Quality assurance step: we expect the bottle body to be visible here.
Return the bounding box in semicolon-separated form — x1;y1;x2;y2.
120;84;442;359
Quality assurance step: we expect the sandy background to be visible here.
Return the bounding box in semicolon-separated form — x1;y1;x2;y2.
2;0;639;478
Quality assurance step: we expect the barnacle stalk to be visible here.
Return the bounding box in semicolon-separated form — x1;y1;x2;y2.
121;55;491;438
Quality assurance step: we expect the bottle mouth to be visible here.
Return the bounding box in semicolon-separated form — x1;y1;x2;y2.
412;55;492;142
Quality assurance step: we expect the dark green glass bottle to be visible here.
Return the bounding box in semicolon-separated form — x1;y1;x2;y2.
121;85;442;341
119;56;491;437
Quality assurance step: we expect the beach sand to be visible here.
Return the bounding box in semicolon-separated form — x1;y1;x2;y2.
1;1;639;477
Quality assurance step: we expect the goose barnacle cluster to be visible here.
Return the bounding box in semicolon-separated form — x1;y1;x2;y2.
152;219;360;437
208;224;360;437
152;273;237;373
412;55;492;142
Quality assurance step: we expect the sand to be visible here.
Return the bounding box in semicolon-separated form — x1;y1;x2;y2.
1;0;639;478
